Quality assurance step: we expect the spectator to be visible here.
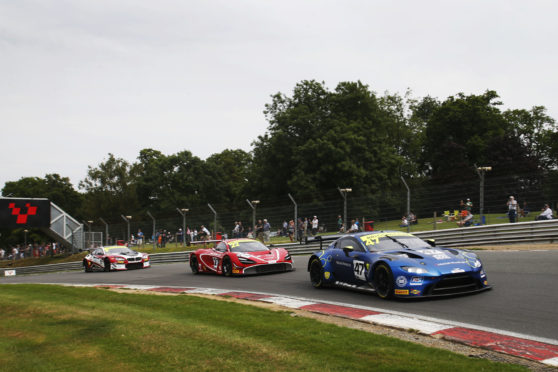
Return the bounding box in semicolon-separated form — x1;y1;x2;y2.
348;219;359;233
177;228;183;244
282;220;288;237
399;216;409;227
238;221;244;238
536;204;553;220
297;218;304;242
459;199;465;210
233;221;240;238
507;196;518;223
199;225;210;240
337;215;344;232
311;216;319;236
0;247;5;260
457;210;474;227
263;219;271;244
137;229;144;246
465;198;473;212
246;227;254;239
254;219;263;242
355;218;361;232
288;220;295;242
408;212;418;225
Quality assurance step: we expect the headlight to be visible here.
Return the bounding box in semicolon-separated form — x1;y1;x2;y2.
238;257;256;264
401;266;428;274
473;260;482;268
285;254;291;261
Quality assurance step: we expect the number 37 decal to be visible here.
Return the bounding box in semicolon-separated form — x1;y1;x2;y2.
353;260;366;280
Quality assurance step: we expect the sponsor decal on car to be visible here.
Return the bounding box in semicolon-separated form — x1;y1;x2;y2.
451;268;465;273
410;276;423;285
417;249;451;260
232;269;241;274
324;271;331;279
436;261;467;266
394;289;409;295
410;289;421;295
335;261;352;268
395;275;408;287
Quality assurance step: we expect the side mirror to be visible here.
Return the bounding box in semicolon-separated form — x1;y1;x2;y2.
426;239;436;247
343;245;354;256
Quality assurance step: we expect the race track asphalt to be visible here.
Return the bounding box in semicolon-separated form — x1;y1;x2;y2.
2;250;557;341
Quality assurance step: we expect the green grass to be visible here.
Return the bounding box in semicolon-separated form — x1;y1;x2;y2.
0;284;526;372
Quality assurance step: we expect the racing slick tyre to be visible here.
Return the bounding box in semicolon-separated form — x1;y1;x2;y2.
373;263;394;299
309;258;325;288
190;256;199;274
83;260;92;273
104;258;111;272
222;257;232;277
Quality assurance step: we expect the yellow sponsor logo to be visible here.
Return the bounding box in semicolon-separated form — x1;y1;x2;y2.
394;289;409;295
232;269;240;274
360;232;413;246
324;271;330;279
410;289;421;295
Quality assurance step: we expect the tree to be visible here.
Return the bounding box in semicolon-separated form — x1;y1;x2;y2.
251;80;404;201
135;149;214;214
205;149;252;206
503;106;558;169
79;154;140;221
422;90;509;182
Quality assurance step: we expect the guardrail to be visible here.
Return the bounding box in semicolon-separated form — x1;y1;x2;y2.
413;219;558;247
2;219;556;276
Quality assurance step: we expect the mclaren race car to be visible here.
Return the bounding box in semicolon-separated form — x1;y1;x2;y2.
83;246;151;272
308;231;490;299
189;238;293;276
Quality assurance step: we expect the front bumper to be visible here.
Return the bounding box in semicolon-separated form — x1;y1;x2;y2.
236;262;294;275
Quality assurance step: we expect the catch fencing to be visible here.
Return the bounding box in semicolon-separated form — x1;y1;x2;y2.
1;219;557;277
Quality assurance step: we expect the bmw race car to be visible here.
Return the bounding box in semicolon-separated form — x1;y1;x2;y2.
83;246;151;272
308;231;491;299
189;238;293;276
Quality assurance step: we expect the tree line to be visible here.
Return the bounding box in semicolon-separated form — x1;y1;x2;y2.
2;80;557;245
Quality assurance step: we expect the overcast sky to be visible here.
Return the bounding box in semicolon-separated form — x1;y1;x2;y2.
2;0;557;191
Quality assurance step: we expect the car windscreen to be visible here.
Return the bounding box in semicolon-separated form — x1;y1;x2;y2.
358;233;428;251
229;240;270;253
104;248;137;255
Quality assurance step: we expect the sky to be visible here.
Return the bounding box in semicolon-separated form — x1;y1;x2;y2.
2;0;557;191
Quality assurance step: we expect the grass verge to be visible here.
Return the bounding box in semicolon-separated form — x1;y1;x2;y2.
0;284;526;372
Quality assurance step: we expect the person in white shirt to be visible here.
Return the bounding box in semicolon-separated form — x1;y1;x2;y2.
311;216;319;236
507;196;518;223
536;204;553;220
348;219;359;232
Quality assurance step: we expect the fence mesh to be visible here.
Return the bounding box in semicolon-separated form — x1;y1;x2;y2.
89;170;558;242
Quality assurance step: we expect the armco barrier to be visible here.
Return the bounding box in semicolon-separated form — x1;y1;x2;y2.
2;219;557;276
413;219;558;247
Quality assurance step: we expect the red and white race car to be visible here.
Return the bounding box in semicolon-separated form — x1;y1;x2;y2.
83;246;150;272
189;239;293;276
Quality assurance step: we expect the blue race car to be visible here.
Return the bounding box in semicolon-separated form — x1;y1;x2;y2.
307;231;491;299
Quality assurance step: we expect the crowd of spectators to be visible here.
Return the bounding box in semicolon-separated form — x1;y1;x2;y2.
0;242;61;261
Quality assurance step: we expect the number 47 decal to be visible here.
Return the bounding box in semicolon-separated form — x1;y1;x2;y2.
353;260;366;280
